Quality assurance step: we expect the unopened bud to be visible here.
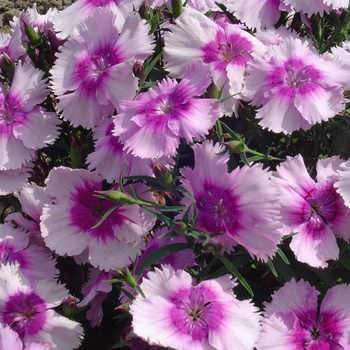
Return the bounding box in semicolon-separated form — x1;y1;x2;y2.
62;296;77;318
138;2;150;20
22;20;41;46
94;190;138;206
171;0;182;18
0;53;14;81
173;221;188;236
133;60;144;80
150;159;173;191
223;140;246;154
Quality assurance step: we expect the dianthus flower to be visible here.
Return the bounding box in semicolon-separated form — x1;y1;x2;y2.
257;278;350;349
283;0;349;16
274;154;350;268
0;222;58;283
0;263;83;349
0;163;32;196
113;61;220;158
87;118;172;183
78;268;113;327
335;158;350;209
50;8;154;128
245;37;346;133
130;264;262;350
180;141;282;261
164;8;266;114
226;0;282;29
0;62;59;170
40;167;156;271
53;0;142;39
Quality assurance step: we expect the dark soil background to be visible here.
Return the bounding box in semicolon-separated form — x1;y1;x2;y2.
0;0;75;32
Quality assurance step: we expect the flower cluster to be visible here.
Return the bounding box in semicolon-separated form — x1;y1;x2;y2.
1;0;350;349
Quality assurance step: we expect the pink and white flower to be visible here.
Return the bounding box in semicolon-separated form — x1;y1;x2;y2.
40;167;155;271
245;36;346;133
78;268;113;327
180;141;282;261
0;263;83;349
283;0;349;16
274;154;350;268
164;8;267;114
0;163;32;196
335;158;350;209
0;62;59;170
257;278;350;349
113;61;220;159
87;118;172;183
0;222;58;283
226;0;282;29
53;0;142;39
51;8;154;128
130;264;261;350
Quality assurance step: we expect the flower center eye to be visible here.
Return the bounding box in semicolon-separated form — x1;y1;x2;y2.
93;53;110;75
189;306;203;321
286;65;310;87
215;199;226;216
158;100;173;114
311;201;321;213
311;327;321;340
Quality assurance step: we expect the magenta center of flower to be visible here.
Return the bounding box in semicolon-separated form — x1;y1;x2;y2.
75;48;120;92
69;181;129;241
196;183;238;234
0;101;24;128
297;311;344;347
202;31;252;67
2;291;47;338
303;185;339;225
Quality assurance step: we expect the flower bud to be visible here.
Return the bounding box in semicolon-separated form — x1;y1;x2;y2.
149;159;173;191
22;20;41;46
173;221;188;236
94;190;139;206
0;53;14;81
171;0;182;18
223;140;247;154
133;60;144;79
62;296;77;318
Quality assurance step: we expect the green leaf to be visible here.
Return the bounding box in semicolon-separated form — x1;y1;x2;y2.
266;258;278;277
144;51;163;79
276;248;290;265
91;204;119;229
218;255;254;296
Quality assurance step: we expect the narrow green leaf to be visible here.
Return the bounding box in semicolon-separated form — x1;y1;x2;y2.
218;255;254;296
266;259;278;277
276;248;290;265
91;204;118;229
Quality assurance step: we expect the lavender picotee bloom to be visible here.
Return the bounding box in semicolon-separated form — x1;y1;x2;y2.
113;61;220;158
51;7;154;128
164;8;267;114
130;264;262;350
245;36;346;133
0;263;83;349
257;278;350;349
180;141;282;261
275;154;350;267
40;167;155;271
0;62;59;170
